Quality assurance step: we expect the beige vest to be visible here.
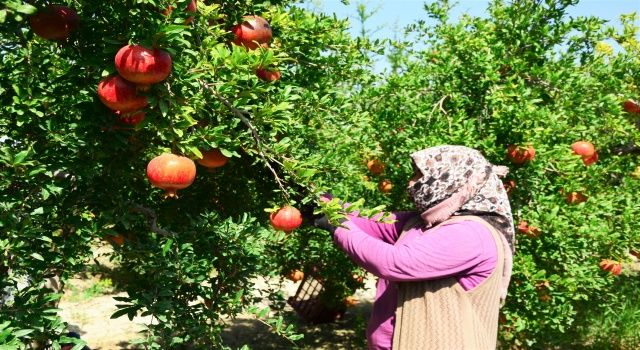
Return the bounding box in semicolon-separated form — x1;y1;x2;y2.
392;216;505;350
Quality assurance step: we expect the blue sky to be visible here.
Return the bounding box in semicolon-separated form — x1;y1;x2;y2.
300;1;639;71
303;0;639;40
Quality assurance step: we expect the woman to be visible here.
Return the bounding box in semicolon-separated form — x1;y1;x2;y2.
315;145;515;350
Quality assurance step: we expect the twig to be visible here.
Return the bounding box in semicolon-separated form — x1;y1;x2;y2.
130;204;175;237
201;82;290;200
611;142;640;156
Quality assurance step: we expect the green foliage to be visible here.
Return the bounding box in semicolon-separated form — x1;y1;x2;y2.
0;0;376;348
1;0;639;348
328;0;640;348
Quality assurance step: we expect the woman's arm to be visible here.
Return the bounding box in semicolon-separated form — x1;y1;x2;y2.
333;219;495;282
343;211;418;244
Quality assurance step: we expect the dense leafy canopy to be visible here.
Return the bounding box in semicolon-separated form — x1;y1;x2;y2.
1;0;639;348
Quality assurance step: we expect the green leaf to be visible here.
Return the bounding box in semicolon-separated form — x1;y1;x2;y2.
220;148;233;157
162;239;174;256
0;10;7;23
188;146;202;159
159;99;169;117
30;253;44;261
12;329;34;337
13;150;30;165
13;4;37;14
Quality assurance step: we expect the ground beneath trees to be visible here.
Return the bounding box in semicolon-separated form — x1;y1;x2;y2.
58;244;376;350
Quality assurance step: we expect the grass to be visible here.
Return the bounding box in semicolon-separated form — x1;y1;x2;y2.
66;278;115;302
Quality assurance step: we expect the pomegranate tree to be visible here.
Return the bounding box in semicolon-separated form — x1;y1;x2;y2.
115;45;173;85
97;75;148;112
146;153;197;198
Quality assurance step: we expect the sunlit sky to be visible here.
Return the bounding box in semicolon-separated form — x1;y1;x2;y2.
300;1;639;71
303;0;639;39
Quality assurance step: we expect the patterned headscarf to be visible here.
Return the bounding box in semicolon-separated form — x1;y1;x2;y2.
407;145;515;252
407;145;515;301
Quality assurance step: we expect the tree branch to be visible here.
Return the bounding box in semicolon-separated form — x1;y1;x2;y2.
201;82;290;200
611;142;640;156
130;204;175;237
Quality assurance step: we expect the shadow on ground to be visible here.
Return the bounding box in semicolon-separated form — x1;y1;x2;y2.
221;301;372;349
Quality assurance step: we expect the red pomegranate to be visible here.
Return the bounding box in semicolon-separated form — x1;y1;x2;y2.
506;145;535;165
115;110;145;125
97;75;149;112
565;191;588;204
269;206;302;233
256;67;281;82
29;5;78;41
115;45;172;85
163;0;196;19
196;149;228;168
146;153;197;198
571;141;595;158
623;99;640;114
599;259;622;276
517;221;541;238
232;15;272;50
582;151;598;166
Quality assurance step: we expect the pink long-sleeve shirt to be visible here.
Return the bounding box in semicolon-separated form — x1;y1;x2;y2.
333;212;498;350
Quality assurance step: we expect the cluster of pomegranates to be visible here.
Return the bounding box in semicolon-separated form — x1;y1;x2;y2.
28;5;292;231
365;159;393;194
516;141;596;240
96;43;172;126
232;15;281;82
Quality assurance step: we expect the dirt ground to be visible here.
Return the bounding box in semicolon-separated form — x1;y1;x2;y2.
57;244;377;350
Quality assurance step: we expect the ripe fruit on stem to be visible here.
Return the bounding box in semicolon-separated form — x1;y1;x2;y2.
163;0;197;23
502;179;516;195
599;259;622;276
29;5;78;41
379;179;393;193
344;296;359;307
506;145;535;165
565;191;587;204
196;149;228;168
367;159;385;176
623;99;640;114
232;15;272;50
115;110;145;125
97;75;149;112
256;67;281;82
582;151;598;166
571;141;595;158
146;153;197;198
104;234;125;246
115;45;172;85
517;221;541;238
286;269;304;282
269;206;302;233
